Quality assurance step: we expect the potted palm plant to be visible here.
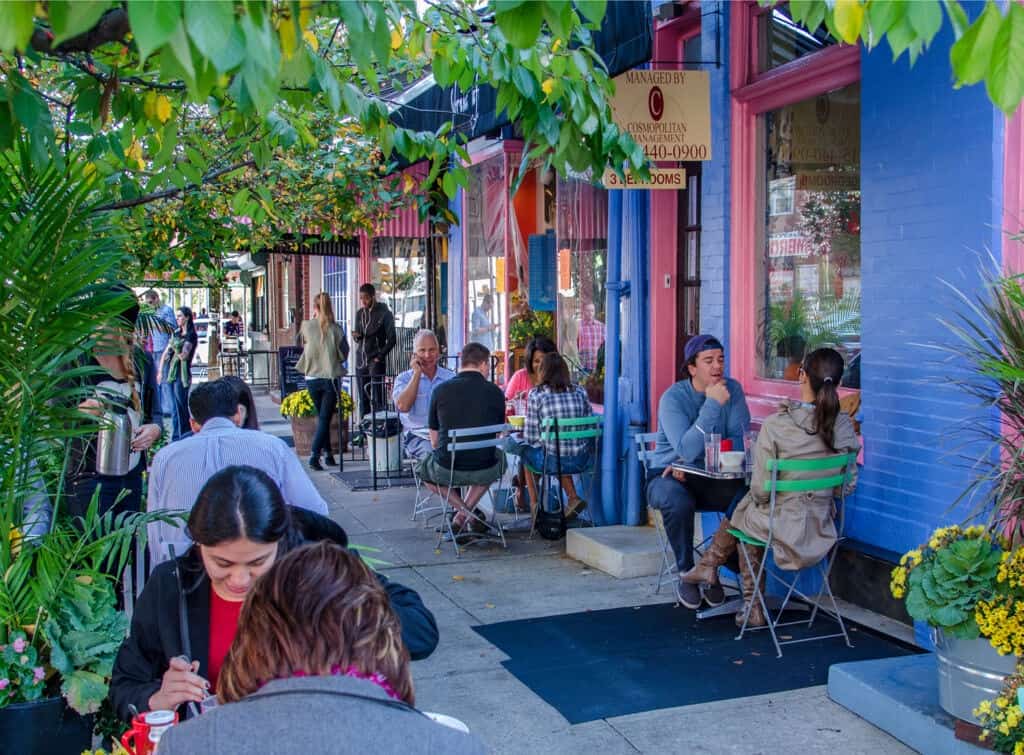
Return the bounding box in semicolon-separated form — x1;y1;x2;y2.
0;148;170;753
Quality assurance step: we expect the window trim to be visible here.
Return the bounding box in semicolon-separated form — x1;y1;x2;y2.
729;1;861;406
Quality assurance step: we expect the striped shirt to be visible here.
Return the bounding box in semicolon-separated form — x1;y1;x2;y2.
146;417;329;565
524;384;594;458
577;317;605;371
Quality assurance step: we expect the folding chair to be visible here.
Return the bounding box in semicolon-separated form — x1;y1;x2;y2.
733;452;858;657
529;416;602;536
435;423;511;557
634;432;677;594
408;431;443;524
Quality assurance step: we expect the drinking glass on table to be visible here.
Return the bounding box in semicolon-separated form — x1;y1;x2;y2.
744;429;758;472
705;433;721;472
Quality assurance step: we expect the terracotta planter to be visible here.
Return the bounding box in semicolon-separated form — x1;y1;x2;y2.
289;415;349;458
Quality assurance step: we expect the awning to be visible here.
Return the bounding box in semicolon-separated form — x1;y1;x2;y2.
251;236;361;266
391;1;653;139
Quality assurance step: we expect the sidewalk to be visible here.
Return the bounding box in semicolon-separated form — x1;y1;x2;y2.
257;394;915;754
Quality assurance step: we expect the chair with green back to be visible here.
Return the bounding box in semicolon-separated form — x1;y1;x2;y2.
732;452;858;658
528;415;602;535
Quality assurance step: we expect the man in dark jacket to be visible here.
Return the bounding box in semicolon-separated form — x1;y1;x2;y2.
109;509;438;722
351;283;397;415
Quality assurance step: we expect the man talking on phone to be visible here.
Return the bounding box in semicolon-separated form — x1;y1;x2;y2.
392;329;455;460
646;335;751;610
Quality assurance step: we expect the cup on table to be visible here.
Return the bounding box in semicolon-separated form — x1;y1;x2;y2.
705;433;721;472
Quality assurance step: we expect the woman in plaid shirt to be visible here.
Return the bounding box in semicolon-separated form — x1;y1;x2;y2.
512;353;594;520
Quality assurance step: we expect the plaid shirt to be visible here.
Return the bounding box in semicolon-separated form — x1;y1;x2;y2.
524;384;594;458
577;317;605;370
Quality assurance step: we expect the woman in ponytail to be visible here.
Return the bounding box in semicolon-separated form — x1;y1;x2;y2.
295;293;350;471
678;347;860;628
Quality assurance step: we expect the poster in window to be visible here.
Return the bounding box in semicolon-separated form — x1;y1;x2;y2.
796;265;819;296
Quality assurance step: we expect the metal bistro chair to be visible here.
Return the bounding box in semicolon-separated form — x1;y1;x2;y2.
529;416;602;536
634;432;677;595
409;430;444;524
733;452;858;658
435;423;511;557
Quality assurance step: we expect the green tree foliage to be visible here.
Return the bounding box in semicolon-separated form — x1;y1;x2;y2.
777;0;1024;115
0;1;642;280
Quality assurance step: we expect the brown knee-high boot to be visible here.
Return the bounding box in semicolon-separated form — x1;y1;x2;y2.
736;542;767;628
680;518;737;587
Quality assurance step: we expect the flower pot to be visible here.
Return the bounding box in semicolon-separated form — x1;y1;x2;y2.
289;415;348;458
0;696;93;755
933;628;1018;724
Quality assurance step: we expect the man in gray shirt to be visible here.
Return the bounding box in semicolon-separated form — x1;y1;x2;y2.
647;335;751;610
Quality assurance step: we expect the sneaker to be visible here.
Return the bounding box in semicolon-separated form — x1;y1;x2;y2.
323;455;339;467
675;579;702;610
701;582;726;607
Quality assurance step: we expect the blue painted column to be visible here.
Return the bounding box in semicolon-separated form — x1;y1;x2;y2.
447;188;466;354
601;189;624;525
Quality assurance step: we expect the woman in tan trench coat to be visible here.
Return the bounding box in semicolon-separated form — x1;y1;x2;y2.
680;347;860;627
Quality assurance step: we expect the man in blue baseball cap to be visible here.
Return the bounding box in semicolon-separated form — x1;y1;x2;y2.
646;334;751;609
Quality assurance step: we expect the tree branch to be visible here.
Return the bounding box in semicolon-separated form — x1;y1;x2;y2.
93;160;256;212
30;9;130;54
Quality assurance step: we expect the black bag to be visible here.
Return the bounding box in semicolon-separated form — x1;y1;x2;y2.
535;505;566;541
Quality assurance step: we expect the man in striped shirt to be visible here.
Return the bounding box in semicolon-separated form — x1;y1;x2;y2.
576;301;605;372
146;379;329;565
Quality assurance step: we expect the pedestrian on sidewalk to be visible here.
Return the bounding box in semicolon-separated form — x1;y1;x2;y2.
351;283;396;415
296;292;350;471
158;306;198;441
142;289;177;425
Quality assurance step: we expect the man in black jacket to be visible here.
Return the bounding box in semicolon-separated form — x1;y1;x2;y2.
109;508;438;722
351;283;397;415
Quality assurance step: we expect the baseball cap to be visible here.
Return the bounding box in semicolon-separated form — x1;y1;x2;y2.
684;334;724;363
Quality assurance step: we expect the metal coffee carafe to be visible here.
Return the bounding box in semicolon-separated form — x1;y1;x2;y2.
95;409;132;477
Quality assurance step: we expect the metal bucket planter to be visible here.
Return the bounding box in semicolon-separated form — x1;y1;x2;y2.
934;628;1018;723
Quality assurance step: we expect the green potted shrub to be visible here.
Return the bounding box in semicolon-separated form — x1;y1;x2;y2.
890;524;1014;724
279;388;354;457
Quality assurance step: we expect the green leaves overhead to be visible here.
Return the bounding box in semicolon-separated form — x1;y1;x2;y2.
777;0;1024;115
127;1;183;61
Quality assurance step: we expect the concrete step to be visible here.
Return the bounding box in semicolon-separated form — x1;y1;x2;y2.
566;525;664;579
828;654;985;754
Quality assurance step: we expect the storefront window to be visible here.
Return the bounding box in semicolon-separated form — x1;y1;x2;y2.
372;237;427;371
323;256;350;330
758;5;837;72
555;173;608;381
464;155;508;362
758;82;861;389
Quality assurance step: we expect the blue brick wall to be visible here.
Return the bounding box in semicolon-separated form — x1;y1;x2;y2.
699;1;731;350
853;30;1004;555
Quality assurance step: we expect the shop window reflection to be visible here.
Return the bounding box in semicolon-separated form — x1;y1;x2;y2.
759;82;861;389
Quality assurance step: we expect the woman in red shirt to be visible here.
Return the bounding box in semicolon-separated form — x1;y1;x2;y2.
109;465;439;722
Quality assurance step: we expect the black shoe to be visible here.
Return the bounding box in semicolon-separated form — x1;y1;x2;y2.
701;582;726;607
308;456;324;472
675;579;702;610
323;455;338;467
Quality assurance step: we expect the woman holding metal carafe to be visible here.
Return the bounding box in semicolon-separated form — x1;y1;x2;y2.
67;291;162;520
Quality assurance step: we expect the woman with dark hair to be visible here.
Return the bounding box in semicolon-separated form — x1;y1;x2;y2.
109;466;438;722
155;542;484;754
506;353;594;520
67;291;161;518
679;347;860;627
504;335;557;402
221;375;260;430
158;306;198;441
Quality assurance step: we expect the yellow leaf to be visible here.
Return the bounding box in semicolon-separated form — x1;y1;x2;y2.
279;15;297;59
155;95;171;124
451;575;464;581
299;1;313;28
143;91;156;121
541;78;556;97
303;30;319;52
75;575;93;585
403;174;415;194
83;162;96;179
832;0;865;44
391;27;402;51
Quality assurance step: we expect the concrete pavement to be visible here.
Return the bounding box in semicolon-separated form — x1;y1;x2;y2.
258;394;916;754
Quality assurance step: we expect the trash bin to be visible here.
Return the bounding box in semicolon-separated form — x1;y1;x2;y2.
361;411;402;474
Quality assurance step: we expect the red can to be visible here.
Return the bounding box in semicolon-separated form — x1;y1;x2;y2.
120;709;178;755
720;439;733;452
